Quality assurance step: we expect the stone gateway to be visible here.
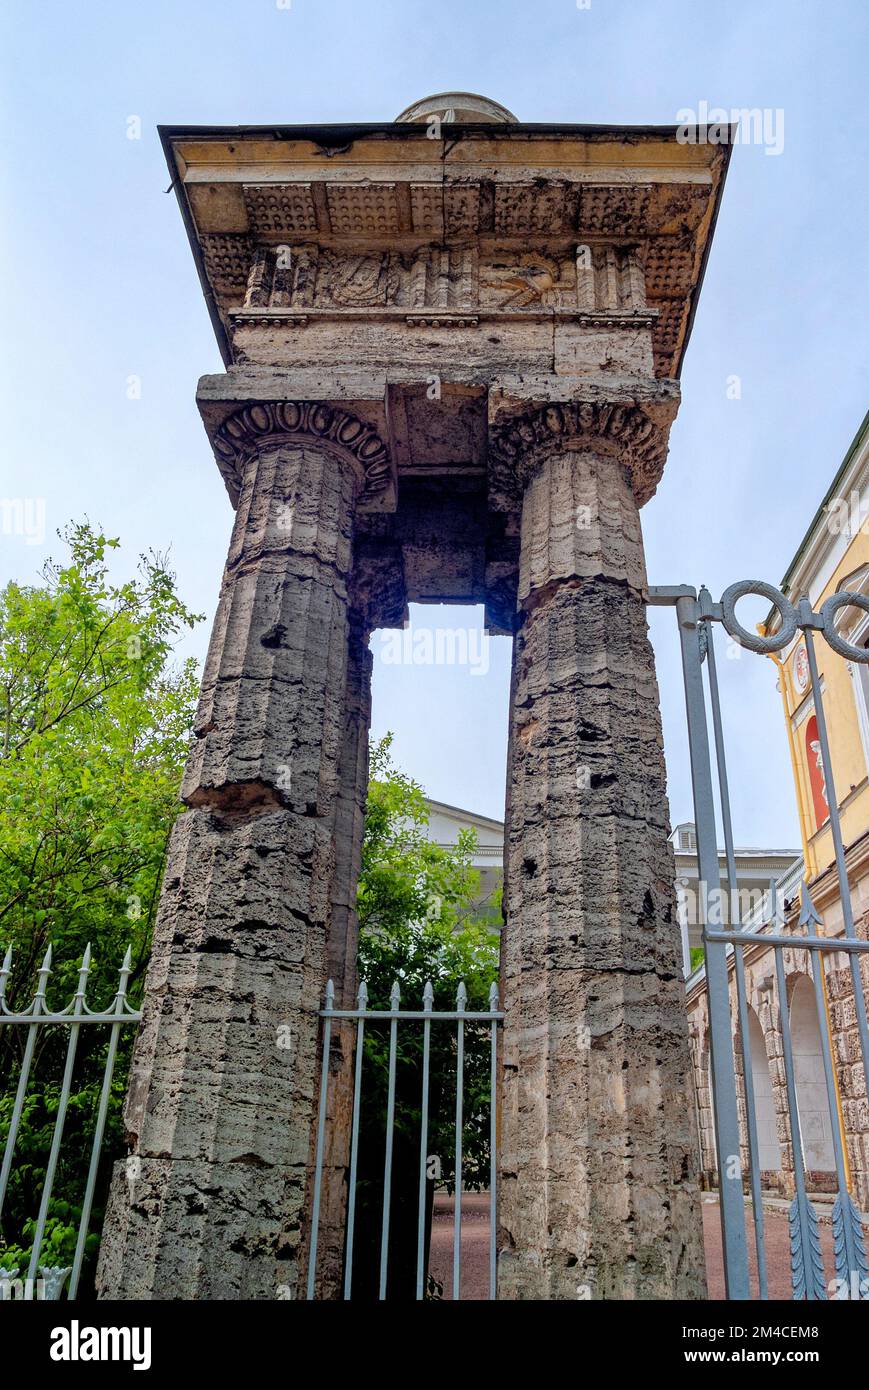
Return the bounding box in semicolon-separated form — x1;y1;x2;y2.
96;94;730;1300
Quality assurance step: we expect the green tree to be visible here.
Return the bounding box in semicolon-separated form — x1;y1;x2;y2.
0;522;201;1286
351;736;500;1298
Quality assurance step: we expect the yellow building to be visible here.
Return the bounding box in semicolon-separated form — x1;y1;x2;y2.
685;409;869;1214
766;408;869;933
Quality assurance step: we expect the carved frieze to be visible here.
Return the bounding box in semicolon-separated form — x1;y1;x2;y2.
238;245;482;312
235;242;648;316
316;251;403;307
481;245;647;313
480;252;575;310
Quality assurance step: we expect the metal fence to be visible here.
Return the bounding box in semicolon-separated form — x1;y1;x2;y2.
0;944;141;1300
307;979;503;1301
653;580;869;1300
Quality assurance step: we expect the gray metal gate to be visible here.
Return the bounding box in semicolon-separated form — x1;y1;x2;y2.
653;580;869;1300
0;945;141;1300
307;980;502;1301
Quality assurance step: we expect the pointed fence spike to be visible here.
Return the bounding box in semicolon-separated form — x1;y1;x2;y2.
40;943;53;972
81;943;92;970
456;981;467;1011
324;978;335;1009
799;879;824;930
390;979;401;1009
488;981;500;1011
357;979;368;1010
0;945;10;1010
423;980;434;1011
121;945;133;972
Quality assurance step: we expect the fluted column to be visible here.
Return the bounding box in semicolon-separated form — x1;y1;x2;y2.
305;612;372;1298
97;407;386;1300
492;407;705;1300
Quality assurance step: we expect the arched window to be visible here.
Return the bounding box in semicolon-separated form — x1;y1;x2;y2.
790;976;835;1172
804;715;829;831
748;1007;781;1173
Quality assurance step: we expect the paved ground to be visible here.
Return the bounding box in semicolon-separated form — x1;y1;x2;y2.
429;1192;492;1299
429;1192;838;1300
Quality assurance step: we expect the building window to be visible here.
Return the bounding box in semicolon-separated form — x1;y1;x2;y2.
850;629;869;776
679;826;697;851
805;714;829;831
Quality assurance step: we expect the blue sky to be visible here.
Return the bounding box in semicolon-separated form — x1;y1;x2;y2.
2;0;867;845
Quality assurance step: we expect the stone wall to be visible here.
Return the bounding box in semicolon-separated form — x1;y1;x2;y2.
686;892;869;1211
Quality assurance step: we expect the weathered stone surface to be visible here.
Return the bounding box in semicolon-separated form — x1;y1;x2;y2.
97;430;372;1300
183;442;357;807
498;446;705;1299
305;616;374;1298
97;1157;306;1300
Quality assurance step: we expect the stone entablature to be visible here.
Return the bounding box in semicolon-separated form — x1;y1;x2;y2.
164;123;727;381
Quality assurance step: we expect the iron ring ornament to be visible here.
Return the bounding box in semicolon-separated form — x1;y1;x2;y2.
718;580;869;663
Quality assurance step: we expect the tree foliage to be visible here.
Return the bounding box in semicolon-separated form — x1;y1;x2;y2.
0;523;200;1284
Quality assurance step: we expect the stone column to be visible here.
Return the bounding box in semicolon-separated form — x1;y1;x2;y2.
97;403;389;1300
491;403;705;1300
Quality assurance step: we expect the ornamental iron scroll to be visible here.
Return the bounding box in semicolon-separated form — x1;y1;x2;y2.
714;580;869;663
652;577;869;1301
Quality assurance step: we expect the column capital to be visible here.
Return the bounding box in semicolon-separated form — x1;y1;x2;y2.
487;381;680;511
209;400;394;511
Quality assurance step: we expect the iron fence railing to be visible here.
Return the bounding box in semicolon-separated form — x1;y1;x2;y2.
307;979;503;1301
0;944;141;1301
653;580;869;1301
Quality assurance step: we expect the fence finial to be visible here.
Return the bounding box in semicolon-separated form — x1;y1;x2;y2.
324;978;335;1010
0;945;11;1009
423;980;434;1011
390;978;401;1010
357;979;368;1010
488;981;500;1011
75;945;93;1002
799;880;823;931
456;981;467;1011
34;945;53;1008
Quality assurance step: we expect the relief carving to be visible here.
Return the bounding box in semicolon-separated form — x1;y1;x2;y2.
316;251;401;307
236;242;646;316
481;252;574;310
